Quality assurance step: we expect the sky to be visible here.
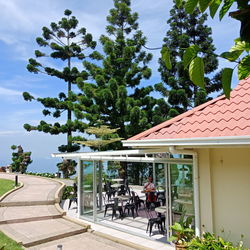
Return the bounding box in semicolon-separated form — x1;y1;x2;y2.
0;0;240;173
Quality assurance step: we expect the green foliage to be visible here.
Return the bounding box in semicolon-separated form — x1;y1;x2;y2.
10;145;32;173
183;45;200;69
222;68;233;98
188;232;247;250
161;46;172;70
57;159;76;178
219;0;234;20
62;185;74;200
26;172;56;178
0;231;23;250
158;3;221;119
174;0;250;97
169;216;194;246
189;57;205;88
74;125;122;151
77;0;162;145
0;179;15;196
24;10;98;157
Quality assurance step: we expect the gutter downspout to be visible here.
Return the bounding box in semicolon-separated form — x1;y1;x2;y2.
169;146;200;237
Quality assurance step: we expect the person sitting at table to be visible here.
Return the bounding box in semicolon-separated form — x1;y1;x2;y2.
143;176;155;192
143;177;157;205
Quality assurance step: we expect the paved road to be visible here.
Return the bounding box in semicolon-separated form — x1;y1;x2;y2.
0;173;135;250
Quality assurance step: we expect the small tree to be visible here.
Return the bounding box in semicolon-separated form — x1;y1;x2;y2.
74;125;122;151
57;159;76;179
74;124;123;177
10;145;32;173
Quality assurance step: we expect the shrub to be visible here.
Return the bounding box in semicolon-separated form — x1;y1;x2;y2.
62;186;74;200
188;232;247;250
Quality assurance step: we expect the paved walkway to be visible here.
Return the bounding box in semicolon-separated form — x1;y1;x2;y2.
0;173;135;249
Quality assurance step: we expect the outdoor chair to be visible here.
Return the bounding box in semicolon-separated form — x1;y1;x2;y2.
104;182;116;201
111;198;124;220
104;198;115;217
131;191;145;211
124;196;137;218
145;204;165;236
124;179;131;196
117;185;126;196
146;216;164;236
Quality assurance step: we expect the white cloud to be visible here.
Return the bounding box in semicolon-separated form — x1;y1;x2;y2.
0;130;27;136
0;86;22;96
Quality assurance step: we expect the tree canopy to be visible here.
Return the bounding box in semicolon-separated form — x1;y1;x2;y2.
162;0;250;98
76;0;168;147
157;3;221;118
23;9;100;153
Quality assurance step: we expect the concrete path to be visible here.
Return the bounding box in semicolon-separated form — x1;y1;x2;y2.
0;173;135;249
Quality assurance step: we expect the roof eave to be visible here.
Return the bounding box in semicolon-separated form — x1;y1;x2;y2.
122;136;250;148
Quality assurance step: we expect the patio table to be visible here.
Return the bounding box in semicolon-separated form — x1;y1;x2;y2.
155;206;167;214
112;178;123;183
117;195;131;210
111;183;122;188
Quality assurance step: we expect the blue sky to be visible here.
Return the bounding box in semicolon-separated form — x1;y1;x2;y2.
0;0;240;173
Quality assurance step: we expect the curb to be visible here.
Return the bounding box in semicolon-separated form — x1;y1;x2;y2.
90;230;153;250
62;215;91;229
0;182;24;202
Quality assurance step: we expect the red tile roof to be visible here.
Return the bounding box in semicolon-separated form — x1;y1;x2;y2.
129;77;250;141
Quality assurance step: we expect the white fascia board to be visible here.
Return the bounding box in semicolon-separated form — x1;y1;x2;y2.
51;148;168;159
79;156;192;164
122;136;250;148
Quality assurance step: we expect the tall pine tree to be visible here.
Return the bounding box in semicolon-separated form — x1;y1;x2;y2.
157;2;221;119
77;0;168;147
23;10;100;153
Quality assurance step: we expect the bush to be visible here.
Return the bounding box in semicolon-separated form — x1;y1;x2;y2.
188;232;247;250
62;186;74;200
26;172;56;178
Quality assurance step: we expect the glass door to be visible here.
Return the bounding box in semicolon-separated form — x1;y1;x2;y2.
80;161;94;219
169;163;195;228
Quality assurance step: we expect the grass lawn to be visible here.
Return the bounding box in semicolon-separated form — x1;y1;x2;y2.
0;178;15;197
0;232;23;250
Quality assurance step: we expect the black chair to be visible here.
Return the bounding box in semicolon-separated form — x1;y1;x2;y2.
104;182;116;201
104;197;115;217
131;191;145;211
124;179;131;196
124;196;137;218
112;198;124;220
117;185;126;196
146;217;164;236
145;204;165;236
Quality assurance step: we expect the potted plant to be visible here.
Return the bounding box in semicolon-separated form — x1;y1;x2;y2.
169;216;194;250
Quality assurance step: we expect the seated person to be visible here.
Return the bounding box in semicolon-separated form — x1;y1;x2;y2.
143;177;157;206
143;176;155;192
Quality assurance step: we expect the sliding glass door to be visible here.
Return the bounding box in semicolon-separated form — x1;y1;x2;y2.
169;163;195;228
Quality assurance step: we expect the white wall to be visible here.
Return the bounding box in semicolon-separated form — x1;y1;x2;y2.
198;148;250;248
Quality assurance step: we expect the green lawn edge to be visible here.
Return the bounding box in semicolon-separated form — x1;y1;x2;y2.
0;231;23;250
0;179;15;197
